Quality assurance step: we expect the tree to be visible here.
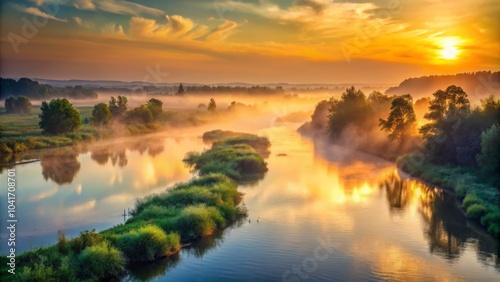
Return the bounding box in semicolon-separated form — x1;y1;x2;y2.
39;98;82;134
208;98;216;112
4;96;15;113
92;103;112;126
419;85;471;165
176;84;185;95
379;94;417;143
14;96;32;114
146;98;163;120
4;96;31;114
109;96;128;118
328;86;372;137
125;105;153;124
420;85;470;137
476;123;500;186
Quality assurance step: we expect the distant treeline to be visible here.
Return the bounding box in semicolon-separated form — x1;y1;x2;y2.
94;84;286;95
385;71;500;98
1;78;98;100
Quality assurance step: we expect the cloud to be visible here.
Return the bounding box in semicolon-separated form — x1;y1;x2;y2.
12;4;67;22
124;15;237;42
73;16;92;28
74;0;164;16
73;16;82;25
102;23;124;35
74;0;96;10
206;20;239;41
222;0;380;41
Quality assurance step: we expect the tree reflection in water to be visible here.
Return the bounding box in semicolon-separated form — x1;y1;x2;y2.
40;150;81;185
381;172;499;268
90;137;166;168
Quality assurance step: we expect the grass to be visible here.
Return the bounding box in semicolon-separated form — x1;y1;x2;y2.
184;143;269;182
0;106;106;155
0;106;221;156
0;130;263;281
202;130;271;156
398;153;500;238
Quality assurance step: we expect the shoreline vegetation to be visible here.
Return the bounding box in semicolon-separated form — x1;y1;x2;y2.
299;85;500;238
0;130;270;281
0;93;261;161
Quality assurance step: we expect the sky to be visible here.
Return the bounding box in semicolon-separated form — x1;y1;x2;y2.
0;0;499;84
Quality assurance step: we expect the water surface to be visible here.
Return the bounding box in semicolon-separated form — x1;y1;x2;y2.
0;120;498;281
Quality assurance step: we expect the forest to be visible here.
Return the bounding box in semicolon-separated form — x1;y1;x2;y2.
299;85;500;237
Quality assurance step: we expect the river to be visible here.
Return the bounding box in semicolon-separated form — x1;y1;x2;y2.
0;115;499;281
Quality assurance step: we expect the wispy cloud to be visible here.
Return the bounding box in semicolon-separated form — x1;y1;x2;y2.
12;4;67;22
109;15;239;42
73;0;164;16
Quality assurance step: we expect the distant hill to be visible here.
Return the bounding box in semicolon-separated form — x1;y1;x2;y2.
385;71;500;101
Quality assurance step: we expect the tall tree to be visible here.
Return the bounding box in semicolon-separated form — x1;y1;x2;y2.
109;96;128;118
419;85;471;165
208;98;216;112
379;94;417;144
177;84;185;95
419;85;470;137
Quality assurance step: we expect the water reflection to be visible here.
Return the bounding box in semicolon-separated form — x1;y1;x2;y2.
91;147;128;167
126;229;229;281
41;150;81;185
382;171;499;267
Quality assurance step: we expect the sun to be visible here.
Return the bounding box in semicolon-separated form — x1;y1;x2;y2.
439;38;461;60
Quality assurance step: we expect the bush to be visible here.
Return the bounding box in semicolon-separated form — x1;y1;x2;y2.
126;105;153;124
462;194;482;208
466;204;488;218
175;205;220;240
17;260;57;282
69;229;102;254
91;103;112;125
76;241;125;280
57;231;69;255
116;225;180;262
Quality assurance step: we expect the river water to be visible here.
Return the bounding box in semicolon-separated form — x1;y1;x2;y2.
0;115;498;281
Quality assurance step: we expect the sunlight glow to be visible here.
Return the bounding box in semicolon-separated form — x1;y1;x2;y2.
439;38;461;60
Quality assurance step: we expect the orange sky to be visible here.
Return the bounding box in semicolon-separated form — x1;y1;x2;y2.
1;0;499;84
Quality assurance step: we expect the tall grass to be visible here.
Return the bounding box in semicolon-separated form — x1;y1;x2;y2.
115;225;180;262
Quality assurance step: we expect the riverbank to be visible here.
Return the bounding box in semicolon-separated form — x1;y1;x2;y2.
0;131;270;281
398;154;500;238
0;105;218;159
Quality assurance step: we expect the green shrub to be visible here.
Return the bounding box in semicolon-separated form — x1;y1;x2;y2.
116;225;180;262
57;231;69;255
76;241;125;280
455;180;467;198
69;229;102;254
462;194;482;208
175;205;220;240
17;260;57;282
466;204;487;218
